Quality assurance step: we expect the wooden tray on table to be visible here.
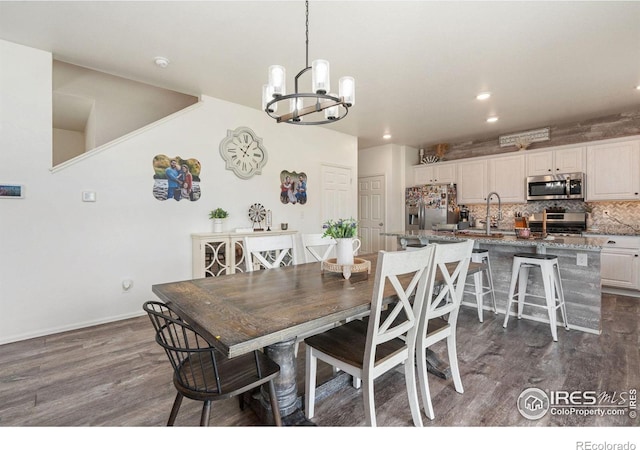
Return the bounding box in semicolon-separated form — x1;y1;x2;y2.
321;258;371;280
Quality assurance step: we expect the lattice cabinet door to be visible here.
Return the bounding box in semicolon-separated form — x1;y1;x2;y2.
192;231;299;278
203;240;230;277
229;236;246;274
192;235;231;278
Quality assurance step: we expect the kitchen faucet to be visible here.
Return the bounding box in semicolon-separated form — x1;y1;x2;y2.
485;192;502;235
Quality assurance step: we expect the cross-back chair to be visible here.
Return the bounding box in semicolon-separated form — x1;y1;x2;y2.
415;239;473;420
304;245;436;426
243;234;296;272
301;233;336;263
143;301;282;426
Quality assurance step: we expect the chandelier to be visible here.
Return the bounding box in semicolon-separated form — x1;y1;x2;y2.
263;1;355;125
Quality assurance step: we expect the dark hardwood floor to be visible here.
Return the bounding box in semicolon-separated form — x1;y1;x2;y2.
0;294;638;428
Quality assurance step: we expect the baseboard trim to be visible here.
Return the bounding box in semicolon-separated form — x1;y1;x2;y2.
0;311;147;346
602;286;640;298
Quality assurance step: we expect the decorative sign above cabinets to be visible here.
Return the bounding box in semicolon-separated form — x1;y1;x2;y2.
499;127;550;148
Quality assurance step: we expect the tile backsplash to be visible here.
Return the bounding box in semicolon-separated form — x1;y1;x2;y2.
464;200;640;235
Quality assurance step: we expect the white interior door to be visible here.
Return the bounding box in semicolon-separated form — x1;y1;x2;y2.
321;164;352;222
358;175;385;253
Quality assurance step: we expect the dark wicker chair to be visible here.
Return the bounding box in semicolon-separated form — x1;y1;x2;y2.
143;301;282;426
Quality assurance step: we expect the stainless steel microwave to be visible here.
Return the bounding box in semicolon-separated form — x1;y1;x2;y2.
526;172;585;201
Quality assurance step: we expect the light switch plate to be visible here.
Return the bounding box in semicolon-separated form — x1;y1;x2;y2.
82;191;96;202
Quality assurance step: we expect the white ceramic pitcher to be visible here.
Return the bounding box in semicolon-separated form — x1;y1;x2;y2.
335;238;361;265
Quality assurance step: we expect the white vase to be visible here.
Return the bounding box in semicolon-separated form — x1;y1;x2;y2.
335;238;361;265
212;218;224;233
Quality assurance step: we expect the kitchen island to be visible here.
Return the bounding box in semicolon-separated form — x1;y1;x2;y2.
382;230;608;334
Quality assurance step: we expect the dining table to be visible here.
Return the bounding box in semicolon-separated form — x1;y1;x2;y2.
151;251;481;425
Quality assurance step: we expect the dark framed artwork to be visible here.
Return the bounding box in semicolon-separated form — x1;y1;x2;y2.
280;170;307;205
0;184;24;198
152;155;201;201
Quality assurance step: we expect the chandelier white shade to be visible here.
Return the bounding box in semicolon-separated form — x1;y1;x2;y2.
264;1;354;125
339;76;355;106
311;59;330;94
268;65;286;97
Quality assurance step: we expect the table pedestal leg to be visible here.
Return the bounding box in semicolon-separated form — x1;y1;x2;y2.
263;338;298;416
251;338;313;425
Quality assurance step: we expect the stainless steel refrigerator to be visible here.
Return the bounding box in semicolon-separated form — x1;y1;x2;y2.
406;184;459;231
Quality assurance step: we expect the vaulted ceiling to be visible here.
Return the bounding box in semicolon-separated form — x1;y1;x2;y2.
1;1;639;150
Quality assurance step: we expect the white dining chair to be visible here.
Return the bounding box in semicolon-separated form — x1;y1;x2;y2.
301;233;336;263
243;234;296;272
304;245;436;427
415;239;473;420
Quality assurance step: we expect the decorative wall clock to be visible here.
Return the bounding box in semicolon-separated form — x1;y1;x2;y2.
219;127;268;179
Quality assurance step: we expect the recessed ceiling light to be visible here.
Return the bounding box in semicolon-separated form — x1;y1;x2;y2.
154;57;170;68
383;134;392;139
636;85;640;91
476;92;491;100
486;116;499;123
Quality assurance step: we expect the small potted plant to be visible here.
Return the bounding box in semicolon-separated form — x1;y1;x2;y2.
209;208;229;233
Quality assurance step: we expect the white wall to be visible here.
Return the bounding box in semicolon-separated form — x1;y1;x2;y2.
52;128;85;165
0;40;358;344
53;60;199;150
358;144;416;249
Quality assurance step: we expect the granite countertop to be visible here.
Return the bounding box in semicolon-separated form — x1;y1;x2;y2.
382;230;608;251
583;230;640;237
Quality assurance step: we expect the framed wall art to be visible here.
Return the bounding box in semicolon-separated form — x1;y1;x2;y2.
279;170;307;205
152;155;201;201
0;184;24;199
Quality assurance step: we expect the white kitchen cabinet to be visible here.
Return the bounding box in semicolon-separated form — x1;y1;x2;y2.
457;154;524;204
191;230;298;278
488;153;526;203
413;162;457;185
526;147;585;176
586;140;640;201
457;159;487;204
599;236;640;291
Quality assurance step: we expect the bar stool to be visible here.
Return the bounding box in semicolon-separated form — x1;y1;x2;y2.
463;248;497;322
503;253;570;341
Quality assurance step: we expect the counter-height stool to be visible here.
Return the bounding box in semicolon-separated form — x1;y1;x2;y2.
503;253;570;341
463;248;497;322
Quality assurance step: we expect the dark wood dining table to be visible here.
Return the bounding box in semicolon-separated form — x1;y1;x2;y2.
152;252;480;425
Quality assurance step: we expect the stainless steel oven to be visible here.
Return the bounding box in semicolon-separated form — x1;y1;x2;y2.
527;211;586;235
527;172;585;201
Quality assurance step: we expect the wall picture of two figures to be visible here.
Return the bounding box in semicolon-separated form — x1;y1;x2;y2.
152;154;201;201
280;170;307;205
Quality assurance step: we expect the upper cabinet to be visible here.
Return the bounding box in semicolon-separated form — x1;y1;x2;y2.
586;140;640;201
488;153;526;203
410;136;639;205
526;147;585;176
457;154;525;204
457;159;487;204
413;162;457;185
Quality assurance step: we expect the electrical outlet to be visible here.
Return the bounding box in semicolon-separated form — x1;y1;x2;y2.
577;253;588;267
122;279;133;292
603;210;610;217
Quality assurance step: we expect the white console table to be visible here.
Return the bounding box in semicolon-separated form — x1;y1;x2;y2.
191;230;298;278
